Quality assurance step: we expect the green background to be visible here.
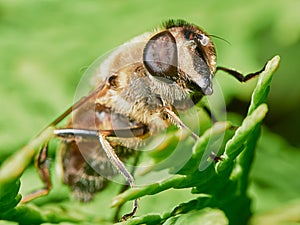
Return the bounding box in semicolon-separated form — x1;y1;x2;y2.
0;0;300;224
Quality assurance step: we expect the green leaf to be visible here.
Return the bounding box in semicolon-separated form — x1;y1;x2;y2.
163;208;228;225
0;127;55;187
248;55;280;115
0;127;55;220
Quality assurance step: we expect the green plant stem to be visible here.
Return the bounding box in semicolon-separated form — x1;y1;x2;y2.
0;127;55;186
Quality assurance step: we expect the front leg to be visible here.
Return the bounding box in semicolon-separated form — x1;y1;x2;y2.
216;63;266;82
163;107;199;141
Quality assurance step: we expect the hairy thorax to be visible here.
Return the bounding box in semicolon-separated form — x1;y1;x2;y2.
96;63;191;134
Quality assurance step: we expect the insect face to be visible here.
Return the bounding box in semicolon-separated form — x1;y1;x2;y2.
142;20;217;97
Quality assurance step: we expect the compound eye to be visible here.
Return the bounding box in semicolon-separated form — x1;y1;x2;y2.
143;31;178;80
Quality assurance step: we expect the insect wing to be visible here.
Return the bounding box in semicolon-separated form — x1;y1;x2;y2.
58;90;138;202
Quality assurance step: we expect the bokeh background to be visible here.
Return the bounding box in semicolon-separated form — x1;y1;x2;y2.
0;0;300;224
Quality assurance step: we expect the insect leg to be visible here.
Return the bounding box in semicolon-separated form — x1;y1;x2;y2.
216;63;266;82
113;151;141;222
21;144;52;203
54;126;147;139
54;128;141;220
202;105;218;123
164;107;199;141
97;133;137;220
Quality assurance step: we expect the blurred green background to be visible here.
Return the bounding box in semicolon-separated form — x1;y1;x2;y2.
0;0;300;224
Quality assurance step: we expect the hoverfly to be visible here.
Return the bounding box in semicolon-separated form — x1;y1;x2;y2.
21;19;265;220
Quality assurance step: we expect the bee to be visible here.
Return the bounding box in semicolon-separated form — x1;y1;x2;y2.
21;19;265;220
